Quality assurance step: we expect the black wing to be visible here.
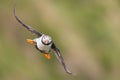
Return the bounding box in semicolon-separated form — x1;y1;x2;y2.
51;43;72;75
14;7;42;37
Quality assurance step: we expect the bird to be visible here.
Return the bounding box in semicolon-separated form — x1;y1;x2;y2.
14;7;72;75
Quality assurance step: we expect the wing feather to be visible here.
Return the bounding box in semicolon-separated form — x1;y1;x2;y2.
51;43;72;75
14;6;42;37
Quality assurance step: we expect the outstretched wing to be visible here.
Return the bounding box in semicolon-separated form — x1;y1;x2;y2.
51;43;72;75
14;7;42;37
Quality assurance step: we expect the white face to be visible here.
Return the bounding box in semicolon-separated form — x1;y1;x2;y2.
42;35;52;45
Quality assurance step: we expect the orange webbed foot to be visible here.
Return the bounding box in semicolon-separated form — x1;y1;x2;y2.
44;53;51;59
26;39;35;44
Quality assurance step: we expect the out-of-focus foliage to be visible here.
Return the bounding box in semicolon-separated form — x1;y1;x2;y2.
0;0;120;80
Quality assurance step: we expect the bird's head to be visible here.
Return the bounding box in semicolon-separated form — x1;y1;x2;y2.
41;35;52;45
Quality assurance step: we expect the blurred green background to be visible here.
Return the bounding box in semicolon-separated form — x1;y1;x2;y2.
0;0;120;80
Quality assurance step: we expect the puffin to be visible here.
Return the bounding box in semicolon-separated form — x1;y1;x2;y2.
14;7;72;75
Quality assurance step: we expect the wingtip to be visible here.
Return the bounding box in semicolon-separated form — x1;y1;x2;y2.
67;71;72;75
66;70;72;75
66;71;77;76
65;67;77;76
13;4;17;19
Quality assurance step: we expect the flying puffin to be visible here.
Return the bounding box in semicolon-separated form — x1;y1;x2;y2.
14;7;72;75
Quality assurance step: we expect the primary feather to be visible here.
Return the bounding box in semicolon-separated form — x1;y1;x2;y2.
14;6;42;37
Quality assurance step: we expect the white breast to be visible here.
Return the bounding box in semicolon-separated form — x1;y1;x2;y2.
34;37;52;53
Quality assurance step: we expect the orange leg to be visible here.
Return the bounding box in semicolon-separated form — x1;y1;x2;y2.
26;39;35;44
44;53;51;59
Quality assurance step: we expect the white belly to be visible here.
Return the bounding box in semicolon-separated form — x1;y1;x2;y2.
34;37;52;53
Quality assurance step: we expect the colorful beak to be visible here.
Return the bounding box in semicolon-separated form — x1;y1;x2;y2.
45;39;49;44
44;53;51;59
26;39;35;44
